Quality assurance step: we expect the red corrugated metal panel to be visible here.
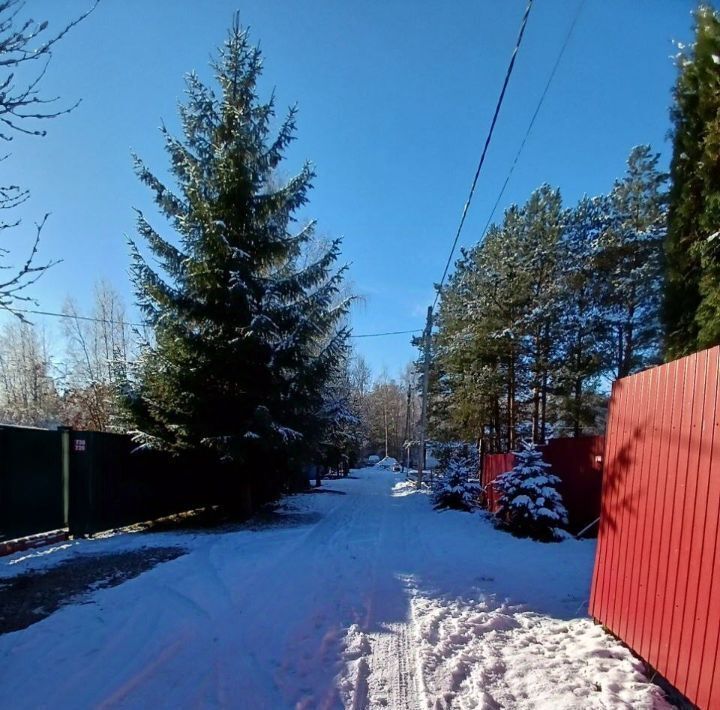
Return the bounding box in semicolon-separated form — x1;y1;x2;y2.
589;377;623;627
481;453;514;513
542;436;604;534
696;349;720;708
590;346;720;709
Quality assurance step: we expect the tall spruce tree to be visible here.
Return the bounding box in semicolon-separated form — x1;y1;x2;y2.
664;5;720;357
122;19;349;495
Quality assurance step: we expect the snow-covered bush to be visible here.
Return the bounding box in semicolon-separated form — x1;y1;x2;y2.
432;444;481;511
493;442;569;541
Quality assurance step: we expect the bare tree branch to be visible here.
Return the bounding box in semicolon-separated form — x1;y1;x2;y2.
0;1;98;318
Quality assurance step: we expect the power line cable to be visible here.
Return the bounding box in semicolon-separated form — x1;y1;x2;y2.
432;0;535;311
477;0;586;243
350;329;422;339
9;306;420;340
13;307;143;328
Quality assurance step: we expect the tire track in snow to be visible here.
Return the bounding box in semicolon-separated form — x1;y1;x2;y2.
342;622;419;710
339;483;423;710
387;623;415;709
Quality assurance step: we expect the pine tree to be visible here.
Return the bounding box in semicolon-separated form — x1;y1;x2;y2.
515;185;564;443
432;158;664;451
493;442;568;541
433;236;513;451
121;18;349;497
433;189;563;451
599;146;666;376
317;360;363;475
664;5;720;357
553;196;609;436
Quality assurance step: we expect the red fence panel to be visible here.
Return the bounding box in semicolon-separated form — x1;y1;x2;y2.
481;452;515;513
542;436;604;534
590;346;720;709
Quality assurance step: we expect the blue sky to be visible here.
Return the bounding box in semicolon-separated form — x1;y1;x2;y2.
4;0;700;377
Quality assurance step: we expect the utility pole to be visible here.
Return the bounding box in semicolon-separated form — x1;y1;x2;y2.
383;385;389;458
404;383;411;471
418;305;432;487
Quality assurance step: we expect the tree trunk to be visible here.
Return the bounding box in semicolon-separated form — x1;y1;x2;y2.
383;397;389;458
507;349;517;451
573;376;583;437
620;302;635;378
540;368;548;443
531;334;541;444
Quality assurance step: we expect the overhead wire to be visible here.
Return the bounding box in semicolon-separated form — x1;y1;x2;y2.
13;307;142;328
8;306;421;339
476;0;587;243
350;329;422;339
432;0;535;311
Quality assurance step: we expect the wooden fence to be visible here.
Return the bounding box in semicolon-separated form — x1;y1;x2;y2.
590;345;720;709
481;436;604;535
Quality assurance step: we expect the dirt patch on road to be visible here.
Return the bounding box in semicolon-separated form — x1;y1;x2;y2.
0;546;185;635
246;509;324;530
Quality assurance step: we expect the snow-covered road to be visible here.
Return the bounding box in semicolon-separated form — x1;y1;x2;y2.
0;468;670;709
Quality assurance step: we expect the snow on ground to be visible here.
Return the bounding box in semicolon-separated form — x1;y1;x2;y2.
0;467;671;709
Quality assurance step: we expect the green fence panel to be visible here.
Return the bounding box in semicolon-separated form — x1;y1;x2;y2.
0;426;66;540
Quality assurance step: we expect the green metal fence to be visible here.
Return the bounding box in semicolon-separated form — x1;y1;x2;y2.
0;425;241;541
0;426;68;540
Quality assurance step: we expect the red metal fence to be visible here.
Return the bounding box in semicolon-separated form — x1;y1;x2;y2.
481;436;604;535
590;346;720;709
481;452;514;513
544;436;604;534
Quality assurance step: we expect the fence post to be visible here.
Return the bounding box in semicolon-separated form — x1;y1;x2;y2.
58;426;71;529
0;427;5;539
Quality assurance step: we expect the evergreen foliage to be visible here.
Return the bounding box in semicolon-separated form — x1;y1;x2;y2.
317;361;363;474
431;443;481;511
121;19;350;497
493;442;568;542
600;146;667;376
431;146;665;451
554;195;609;435
664;5;720;357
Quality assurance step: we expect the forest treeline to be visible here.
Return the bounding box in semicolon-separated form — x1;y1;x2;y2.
431;147;665;450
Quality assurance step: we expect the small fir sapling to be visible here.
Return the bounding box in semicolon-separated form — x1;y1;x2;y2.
432;444;481;511
493;441;569;541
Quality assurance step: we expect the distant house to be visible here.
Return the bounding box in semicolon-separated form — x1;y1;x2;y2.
376;456;398;469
